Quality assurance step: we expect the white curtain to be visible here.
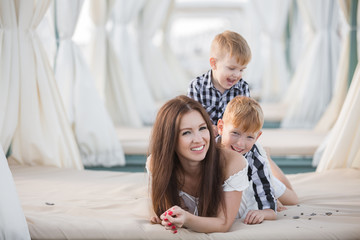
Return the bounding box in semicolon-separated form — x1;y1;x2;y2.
281;0;341;129
316;63;360;171
315;0;357;132
54;0;125;167
9;0;83;169
313;0;359;167
0;0;19;153
89;0;142;127
0;146;30;240
111;0;157;125
253;0;291;102
140;0;187;102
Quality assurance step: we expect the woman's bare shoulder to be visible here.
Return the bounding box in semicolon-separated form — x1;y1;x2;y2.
220;148;247;179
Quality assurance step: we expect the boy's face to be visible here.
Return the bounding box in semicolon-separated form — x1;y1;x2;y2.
217;119;261;155
210;54;247;94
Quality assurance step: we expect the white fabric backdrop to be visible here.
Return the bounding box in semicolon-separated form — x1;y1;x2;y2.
316;63;360;171
0;146;30;239
312;0;358;167
140;0;187;102
0;0;19;153
89;0;142;127
9;0;83;169
281;0;341;129
315;0;356;132
253;0;291;102
54;0;125;166
111;0;157;125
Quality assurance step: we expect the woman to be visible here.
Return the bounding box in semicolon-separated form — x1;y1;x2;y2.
147;95;249;233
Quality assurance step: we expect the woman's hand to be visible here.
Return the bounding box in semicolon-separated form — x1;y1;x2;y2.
150;216;161;224
160;206;187;234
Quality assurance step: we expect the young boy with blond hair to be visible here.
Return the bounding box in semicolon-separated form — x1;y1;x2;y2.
217;96;298;224
187;30;251;134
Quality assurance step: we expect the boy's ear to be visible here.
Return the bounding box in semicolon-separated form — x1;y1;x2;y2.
210;57;216;69
217;119;224;135
255;131;262;141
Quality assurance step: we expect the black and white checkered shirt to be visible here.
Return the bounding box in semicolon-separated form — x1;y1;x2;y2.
245;143;276;211
187;69;250;125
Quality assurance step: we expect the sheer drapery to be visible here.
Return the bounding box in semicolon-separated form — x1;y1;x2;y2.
281;0;341;129
0;0;19;152
316;63;360;171
314;0;357;132
140;0;187;102
0;146;30;240
111;0;156;125
89;0;142;127
253;0;291;102
54;0;125;166
10;0;83;169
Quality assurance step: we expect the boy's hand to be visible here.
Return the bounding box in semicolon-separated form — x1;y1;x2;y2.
277;200;287;212
244;210;265;224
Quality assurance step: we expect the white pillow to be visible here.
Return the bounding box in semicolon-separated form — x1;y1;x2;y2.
0;146;30;240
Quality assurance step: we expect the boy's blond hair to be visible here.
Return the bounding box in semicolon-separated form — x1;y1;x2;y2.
210;30;251;65
222;96;264;133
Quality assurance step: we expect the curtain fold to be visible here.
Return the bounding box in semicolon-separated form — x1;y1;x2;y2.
10;0;83;169
316;63;360;171
281;0;341;129
0;0;19;152
111;0;156;125
140;0;187;102
89;0;142;127
253;0;291;102
314;0;357;132
54;0;125;166
312;0;359;167
0;146;30;240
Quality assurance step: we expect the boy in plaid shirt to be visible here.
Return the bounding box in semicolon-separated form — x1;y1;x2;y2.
187;30;251;135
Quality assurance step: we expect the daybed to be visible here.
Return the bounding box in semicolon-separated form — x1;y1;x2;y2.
10;161;360;240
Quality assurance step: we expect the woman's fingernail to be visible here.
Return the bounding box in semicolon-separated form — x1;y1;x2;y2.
173;230;178;234
168;211;173;215
164;212;167;216
168;222;172;226
172;225;176;229
164;218;168;221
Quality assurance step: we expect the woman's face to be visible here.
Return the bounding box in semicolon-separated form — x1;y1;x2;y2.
176;110;210;165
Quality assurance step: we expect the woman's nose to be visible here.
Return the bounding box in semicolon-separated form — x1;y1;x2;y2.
193;131;203;142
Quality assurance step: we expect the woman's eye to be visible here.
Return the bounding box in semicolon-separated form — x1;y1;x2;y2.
182;131;191;136
199;126;207;131
232;132;239;135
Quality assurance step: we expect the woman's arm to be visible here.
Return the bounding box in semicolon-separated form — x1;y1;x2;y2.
162;150;247;233
162;190;243;233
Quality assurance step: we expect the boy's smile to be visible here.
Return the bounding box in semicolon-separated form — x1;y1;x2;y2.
210;54;247;94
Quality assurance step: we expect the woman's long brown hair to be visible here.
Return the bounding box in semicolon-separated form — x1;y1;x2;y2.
149;95;225;218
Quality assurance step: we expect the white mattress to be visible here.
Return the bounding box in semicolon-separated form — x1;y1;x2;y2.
11;163;360;240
